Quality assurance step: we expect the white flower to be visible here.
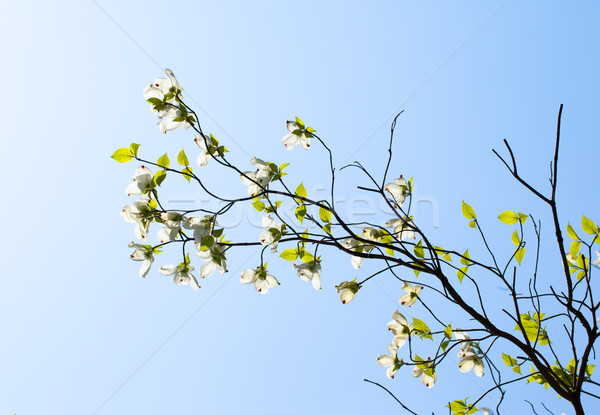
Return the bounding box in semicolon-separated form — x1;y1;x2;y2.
293;260;322;290
362;227;381;242
377;345;402;379
458;349;484;377
157;211;182;243
125;166;154;196
240;267;280;294
159;263;200;290
196;244;227;278
335;280;360;304
128;242;154;278
342;238;371;269
413;365;437;388
454;330;484;377
260;214;285;253
594;250;600;267
143;69;194;133
194;134;220;167
282;121;310;150
399;282;422;307
387;310;414;349
479;408;491;415
240;157;273;196
384;176;407;208
121;195;154;240
385;217;415;240
183;215;216;243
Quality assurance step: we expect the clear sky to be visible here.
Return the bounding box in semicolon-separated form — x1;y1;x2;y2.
1;1;599;414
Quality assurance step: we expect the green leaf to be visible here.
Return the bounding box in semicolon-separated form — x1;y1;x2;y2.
212;228;223;238
447;400;467;413
518;212;529;224
443;253;452;261
306;127;316;133
299;250;314;262
457;266;468;283
111;148;134;163
515;247;525;265
570;240;581;259
414;240;424;258
280;249;299;261
412;318;431;336
511;229;520;246
502;353;518;367
582;215;598;235
129;143;140;157
182;167;193;182
200;235;214;250
498;210;519;225
153;170;167;186
295;116;305;128
567;223;580;241
322;224;332;235
319;207;332;222
468;219;477;228
444;324;452;339
586;364;595;377
441;340;449;352
295;204;307;224
177;149;189;166
157;153;170;169
460;249;471;266
252;201;265;211
594;234;600;244
295;182;307;199
577;270;586;281
513;365;522;374
148;199;157;210
462;201;476;220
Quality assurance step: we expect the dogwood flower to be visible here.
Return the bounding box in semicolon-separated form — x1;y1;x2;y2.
157;212;182;243
454;330;473;357
362;227;381;242
159;262;200;290
183;215;217;243
377;345;402;379
342;238;372;269
128;242;155;278
293;260;322;290
196;244;227;278
458;349;485;377
385;217;416;240
240;157;273;196
260;214;285;253
594;250;600;267
144;69;194;133
399;282;422;307
387;310;414;349
240;267;279;294
194;134;220;167
335;280;360;304
121;194;154;240
282;120;310;150
413;365;437;388
384;176;408;208
125;166;154;196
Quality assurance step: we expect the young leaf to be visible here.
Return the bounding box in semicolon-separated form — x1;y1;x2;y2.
280;249;299;261
177;149;189;166
414;240;424;258
444;324;452;339
200;235;214;250
153;170;167;186
457;266;468;283
567;223;580;241
582;215;598;235
322;224;332;235
498;210;518;225
129;143;140;157
157;153;170;169
461;201;476;220
111;148;134;163
460;249;471;266
295;182;307;200
518;212;529;224
511;229;520;246
295;204;307;224
319;207;332;222
182;167;193;182
515;247;525;265
502;352;518;367
570;240;581;259
252;201;266;211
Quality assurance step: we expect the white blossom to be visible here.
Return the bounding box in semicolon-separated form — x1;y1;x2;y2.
125;166;154;196
143;69;193;133
128;242;154;278
387;310;414;349
399;282;422;307
159;263;200;290
240;267;279;294
121;194;154;240
384;176;408;208
385;217;416;240
196;244;227;278
335;280;360;304
293;260;322;290
240;157;273;196
194;134;220;167
594;250;600;267
413;365;437;388
282;121;310;150
260;214;284;253
377;345;402;379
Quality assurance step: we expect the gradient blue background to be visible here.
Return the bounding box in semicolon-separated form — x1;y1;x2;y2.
1;1;599;414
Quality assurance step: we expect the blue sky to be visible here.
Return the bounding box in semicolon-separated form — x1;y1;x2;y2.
1;1;599;414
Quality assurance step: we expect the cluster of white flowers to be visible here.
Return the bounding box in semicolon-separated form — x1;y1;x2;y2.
144;69;194;133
